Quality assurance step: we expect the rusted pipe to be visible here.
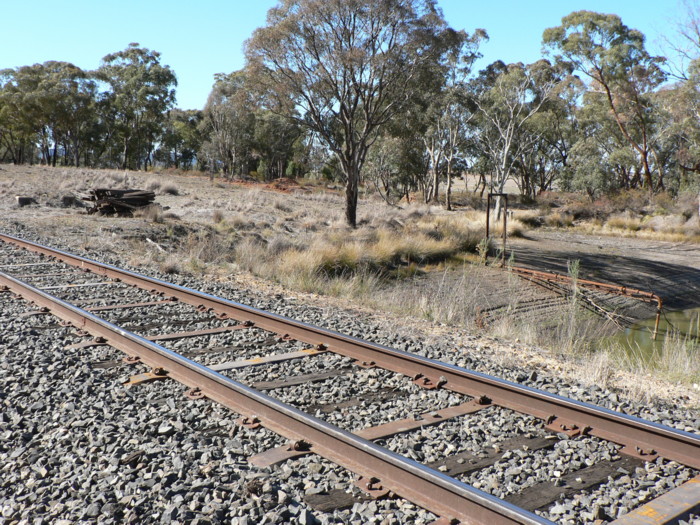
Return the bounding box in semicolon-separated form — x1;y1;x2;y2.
510;267;662;306
510;266;664;340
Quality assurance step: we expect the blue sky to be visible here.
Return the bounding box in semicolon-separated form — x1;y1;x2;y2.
0;1;683;110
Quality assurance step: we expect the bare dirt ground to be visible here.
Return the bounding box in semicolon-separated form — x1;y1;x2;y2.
510;231;700;311
1;164;699;407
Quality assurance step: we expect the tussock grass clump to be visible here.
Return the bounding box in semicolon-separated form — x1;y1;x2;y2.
212;210;225;224
545;212;574;228
275;216;483;279
161;183;180;196
606;213;642;232
133;204;164;223
159;257;181;275
228;213;490;299
225;213;256;231
516;210;545;228
183;232;235;265
601;333;700;389
145;179;161;193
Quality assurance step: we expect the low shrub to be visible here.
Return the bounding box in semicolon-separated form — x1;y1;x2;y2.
545;212;574;227
161;184;180;196
606;213;642;232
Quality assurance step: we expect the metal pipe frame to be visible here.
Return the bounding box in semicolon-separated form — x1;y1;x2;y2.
510;266;664;339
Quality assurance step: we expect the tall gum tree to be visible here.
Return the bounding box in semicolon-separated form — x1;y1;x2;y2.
471;60;556;217
543;11;667;190
245;0;460;227
420;28;486;209
97;43;176;170
200;71;256;177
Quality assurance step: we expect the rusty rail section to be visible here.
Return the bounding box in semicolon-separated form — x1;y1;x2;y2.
2;234;700;523
1;233;698;471
510;266;664;338
0;256;548;524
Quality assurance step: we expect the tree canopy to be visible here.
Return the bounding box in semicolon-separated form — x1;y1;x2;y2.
1;5;699;212
244;0;466;227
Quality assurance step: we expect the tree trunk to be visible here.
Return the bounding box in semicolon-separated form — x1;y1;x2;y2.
428;166;438;203
445;159;453;211
345;165;359;228
121;139;129;170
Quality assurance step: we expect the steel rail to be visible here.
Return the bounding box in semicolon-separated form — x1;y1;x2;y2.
2;233;700;471
0;270;550;525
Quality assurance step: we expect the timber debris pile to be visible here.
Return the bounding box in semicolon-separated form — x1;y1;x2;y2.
80;188;156;216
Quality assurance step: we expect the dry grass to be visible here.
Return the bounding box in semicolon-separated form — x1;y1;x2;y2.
371;266;489;327
600;333;700;389
545;212;574;228
161;183;180;196
535;189;700;242
605;213;642;232
276;217;483;278
212;210;225;224
133;204;164;223
223;208;492;301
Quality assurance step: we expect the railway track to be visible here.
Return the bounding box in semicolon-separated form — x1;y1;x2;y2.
1;232;699;524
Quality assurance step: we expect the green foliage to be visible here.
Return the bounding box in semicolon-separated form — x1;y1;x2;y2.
543;11;666;191
198;71;256;177
97;43;177;170
155;109;204;170
0;43;176;169
245;0;463;227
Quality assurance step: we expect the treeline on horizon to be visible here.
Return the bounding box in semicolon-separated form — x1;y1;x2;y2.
1;1;700;225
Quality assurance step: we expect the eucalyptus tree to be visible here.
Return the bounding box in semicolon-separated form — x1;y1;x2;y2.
513;67;581;198
543;11;667;191
0;66;42;164
254;110;303;179
420;28;486;209
199;71;256;177
657;63;700;190
35;61;99;167
97;43;177;170
471;60;557;216
366;132;426;205
245;0;462;227
156;109;203;170
565;92;632;198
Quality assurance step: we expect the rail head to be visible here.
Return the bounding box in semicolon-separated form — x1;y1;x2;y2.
0;268;552;525
2;232;699;471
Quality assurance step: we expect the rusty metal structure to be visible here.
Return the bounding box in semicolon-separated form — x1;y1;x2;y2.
1;233;698;524
510;266;664;339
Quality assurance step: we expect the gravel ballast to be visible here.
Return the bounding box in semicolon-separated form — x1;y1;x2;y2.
1;224;699;524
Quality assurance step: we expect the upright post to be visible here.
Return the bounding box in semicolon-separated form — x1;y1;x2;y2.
486;193;492;239
501;195;508;268
652;298;663;340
